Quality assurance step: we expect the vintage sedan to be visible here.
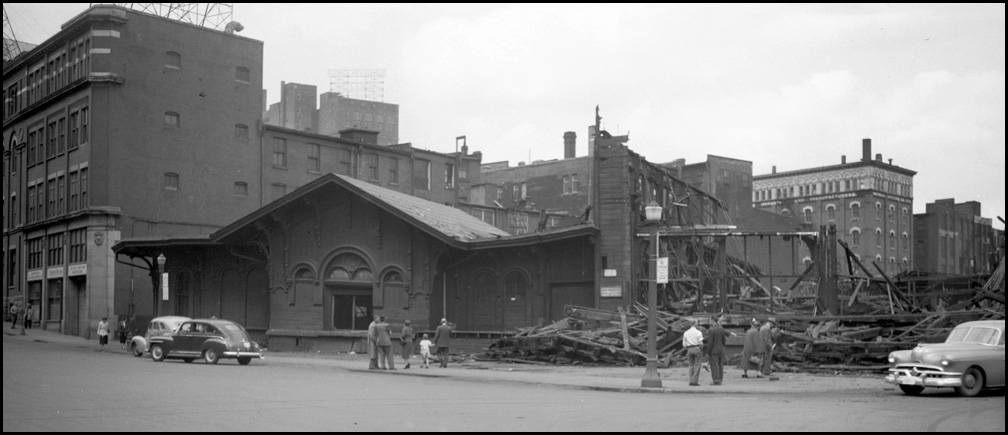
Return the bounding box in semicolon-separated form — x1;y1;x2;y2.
885;319;1005;397
131;316;190;357
149;318;264;365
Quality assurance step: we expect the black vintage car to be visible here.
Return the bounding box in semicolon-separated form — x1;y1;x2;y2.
149;318;264;365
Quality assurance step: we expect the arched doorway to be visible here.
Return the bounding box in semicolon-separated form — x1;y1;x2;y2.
324;252;373;331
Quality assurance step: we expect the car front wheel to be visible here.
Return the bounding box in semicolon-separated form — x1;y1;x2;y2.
150;344;166;362
131;342;143;358
237;357;252;366
204;348;219;365
899;385;924;396
955;367;984;397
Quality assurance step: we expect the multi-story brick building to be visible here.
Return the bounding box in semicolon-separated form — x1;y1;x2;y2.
263;81;318;133
753;139;916;276
914;199;1000;275
263;81;400;146
2;5;265;337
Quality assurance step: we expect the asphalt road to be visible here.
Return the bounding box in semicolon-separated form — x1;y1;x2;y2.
2;334;1004;432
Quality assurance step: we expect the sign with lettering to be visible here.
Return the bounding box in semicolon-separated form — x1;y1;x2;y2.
161;272;170;301
603;269;617;277
600;285;622;298
27;270;44;281
68;264;87;276
47;267;65;279
656;257;669;284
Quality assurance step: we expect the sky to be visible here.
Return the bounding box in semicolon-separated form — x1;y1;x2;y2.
6;3;1005;228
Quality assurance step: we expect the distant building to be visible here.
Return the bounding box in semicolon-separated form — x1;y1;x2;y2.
914;199;1000;275
263;82;400;146
753;139;917;276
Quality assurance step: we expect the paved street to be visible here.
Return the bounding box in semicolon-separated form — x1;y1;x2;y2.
3;329;1004;432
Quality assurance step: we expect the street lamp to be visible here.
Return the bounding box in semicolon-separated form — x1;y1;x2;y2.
641;200;663;388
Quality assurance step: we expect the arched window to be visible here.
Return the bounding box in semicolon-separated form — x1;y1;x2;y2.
826;205;836;222
888;205;895;223
473;272;496;303
381;270;406;309
876;229;882;247
875;202;882;221
781;209;791;217
851;229;861;247
901;208;908;224
503;272;527;302
889;231;896;250
292;267;317;306
803;208;813;224
902;233;908;251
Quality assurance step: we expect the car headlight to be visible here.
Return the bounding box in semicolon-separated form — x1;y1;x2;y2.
940;357;951;366
888;356;895;364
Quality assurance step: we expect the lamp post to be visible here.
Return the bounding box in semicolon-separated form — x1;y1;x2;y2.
151;253;166;316
641;200;663;388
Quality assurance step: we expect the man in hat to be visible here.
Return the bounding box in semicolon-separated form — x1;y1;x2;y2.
367;314;380;370
433;318;453;368
759;317;779;380
705;315;728;385
740;318;762;378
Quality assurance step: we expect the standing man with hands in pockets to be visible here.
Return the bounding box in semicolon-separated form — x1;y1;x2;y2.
434;318;453;368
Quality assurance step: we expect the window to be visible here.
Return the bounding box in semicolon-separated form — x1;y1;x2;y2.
47;121;57;159
272;137;287;167
366;153;378;180
164;172;179;190
513;184;520;202
851;229;861;247
902;208;908;224
234;124;248;141
164;111;180;128
308;144;321;173
902;233;908;251
571;174;579;193
47;178;56;218
445;163;455;188
57;175;65;215
826;205;836;221
233;182;248;196
875;202;882;221
504;272;528;302
271;183;287;202
47;279;62;322
888;205;895;223
47;233;64;266
876;229;882;247
803;208;813;224
563;175;571;194
388;157;399;184
497;187;503;201
165;51;181;69
234;66;250;83
459;165;468;180
338;149;352;175
27;185;36;222
414;159;430;191
889;231;896;250
7;248;16;286
851;203;860;220
80;167;88;209
235;67;250;83
27;238;44;270
69;229;86;263
57;117;66;154
35;181;44;220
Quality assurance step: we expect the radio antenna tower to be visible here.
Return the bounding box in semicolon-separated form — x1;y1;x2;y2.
329;69;385;102
3;8;25;61
90;3;234;31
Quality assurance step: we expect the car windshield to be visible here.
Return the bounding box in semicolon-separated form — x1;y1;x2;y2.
945;326;1001;345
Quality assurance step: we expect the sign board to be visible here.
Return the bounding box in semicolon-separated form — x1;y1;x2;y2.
27;270;44;282
47;267;65;279
161;272;169;301
656;257;669;284
603;269;617;277
600;285;622;298
68;264;87;276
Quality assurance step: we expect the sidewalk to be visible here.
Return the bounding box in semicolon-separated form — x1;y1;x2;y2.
3;327;889;395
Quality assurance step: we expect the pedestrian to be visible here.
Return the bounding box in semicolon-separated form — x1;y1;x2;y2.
367;314;379;370
24;305;33;330
705;315;728;386
433;318;453;368
118;317;129;350
760;317;780;381
740;318;762;378
97;317;110;352
375;315;395;370
683;318;704;386
10;303;18;329
400;319;415;369
418;333;433;369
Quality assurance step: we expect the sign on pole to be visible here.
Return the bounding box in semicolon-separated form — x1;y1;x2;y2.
656;257;669;284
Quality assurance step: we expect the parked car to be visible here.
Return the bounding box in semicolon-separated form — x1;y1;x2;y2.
149;318;264;365
885;319;1005;397
131;316;190;357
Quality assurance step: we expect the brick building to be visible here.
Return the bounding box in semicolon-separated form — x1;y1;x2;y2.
914;199;1000;275
753;139;916;276
263;81;400;146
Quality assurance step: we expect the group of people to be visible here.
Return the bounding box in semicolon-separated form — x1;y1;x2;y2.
7;302;33;330
682;315;780;386
367;315;453;370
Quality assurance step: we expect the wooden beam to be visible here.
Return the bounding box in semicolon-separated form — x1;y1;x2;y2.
847;279;865;308
837;240;876;279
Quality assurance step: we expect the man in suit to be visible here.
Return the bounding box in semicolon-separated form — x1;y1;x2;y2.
705;315;728;385
367;314;379;370
433;318;453;368
375;315;395;370
759;317;779;380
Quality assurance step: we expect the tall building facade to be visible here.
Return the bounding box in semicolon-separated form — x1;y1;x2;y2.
263;81;318;133
753;139;916;276
263;83;400;146
913;199;1000;275
2;5;265;336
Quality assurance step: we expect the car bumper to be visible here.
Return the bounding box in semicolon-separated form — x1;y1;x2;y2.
223;351;264;359
885;368;963;388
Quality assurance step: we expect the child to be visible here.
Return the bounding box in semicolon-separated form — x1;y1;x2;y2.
419;333;433;369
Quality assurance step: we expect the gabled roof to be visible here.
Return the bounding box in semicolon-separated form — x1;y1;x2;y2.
211;173;510;249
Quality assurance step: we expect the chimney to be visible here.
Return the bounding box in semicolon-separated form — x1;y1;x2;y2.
563;131;576;159
862;138;871;162
841;155;847;164
888;158;893;165
587;125;597;157
876;153;882;162
461;144;468;156
772;166;777;174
